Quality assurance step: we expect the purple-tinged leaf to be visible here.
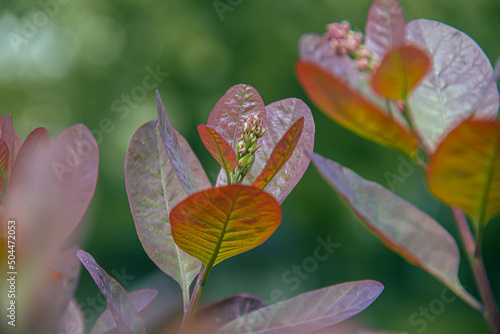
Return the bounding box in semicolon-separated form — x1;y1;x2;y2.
125;120;209;309
299;35;391;125
309;152;482;312
195;295;265;332
77;250;147;334
407;19;500;152
300;34;376;95
57;299;84;334
50;124;99;240
239;99;314;203
208;84;266;152
157;90;198;195
91;289;158;334
365;0;407;61
218;280;383;334
300;34;358;79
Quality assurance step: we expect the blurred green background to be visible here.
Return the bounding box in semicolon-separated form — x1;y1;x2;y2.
2;0;500;333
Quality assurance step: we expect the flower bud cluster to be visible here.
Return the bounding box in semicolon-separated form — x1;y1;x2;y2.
325;21;378;72
232;113;265;183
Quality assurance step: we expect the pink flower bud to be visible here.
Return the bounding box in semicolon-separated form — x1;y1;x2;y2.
358;46;371;58
356;57;370;70
340;21;350;34
344;34;359;53
353;32;364;44
337;46;348;56
326;22;348;40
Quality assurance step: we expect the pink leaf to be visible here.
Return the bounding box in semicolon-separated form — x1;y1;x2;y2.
207;84;266;151
365;0;407;61
157;90;199;195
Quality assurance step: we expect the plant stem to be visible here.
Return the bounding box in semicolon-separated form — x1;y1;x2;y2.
178;264;213;333
401;99;414;132
451;207;500;333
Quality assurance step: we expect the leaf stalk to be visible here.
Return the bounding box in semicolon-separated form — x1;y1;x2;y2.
451;207;500;334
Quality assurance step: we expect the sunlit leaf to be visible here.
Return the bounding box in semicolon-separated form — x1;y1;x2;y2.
296;61;419;156
365;0;407;61
428;119;500;226
170;184;281;266
253;117;304;190
218;280;383;334
91;290;158;334
195;294;265;332
77;250;147;334
309;152;482;311
407;19;500;152
157;90;199;195
125;120;209;307
208;84;266;151
198;124;238;173
372;45;431;100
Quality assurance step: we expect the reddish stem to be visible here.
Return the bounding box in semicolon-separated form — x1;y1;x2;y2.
452;207;500;333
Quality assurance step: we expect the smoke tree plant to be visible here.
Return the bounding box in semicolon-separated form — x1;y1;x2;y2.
296;0;500;332
75;84;394;334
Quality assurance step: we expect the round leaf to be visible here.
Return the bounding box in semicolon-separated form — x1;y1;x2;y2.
170;184;281;266
429;119;500;226
372;44;431;100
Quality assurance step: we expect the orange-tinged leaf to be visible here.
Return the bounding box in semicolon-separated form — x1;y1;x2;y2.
45;267;63;284
429;119;500;226
170;184;281;266
296;61;419;156
372;44;431;100
253;117;304;190
198;124;238;173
